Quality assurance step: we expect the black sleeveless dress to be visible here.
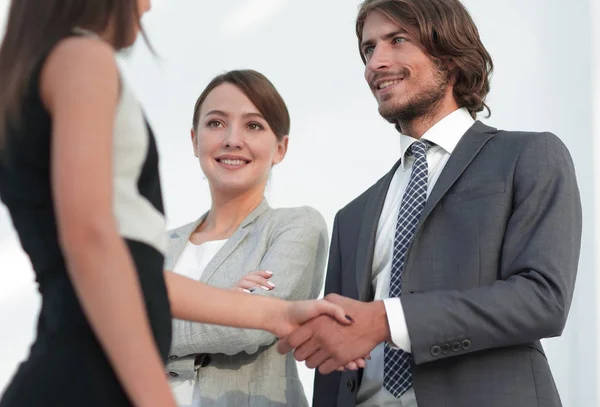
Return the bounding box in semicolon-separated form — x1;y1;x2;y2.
0;36;172;406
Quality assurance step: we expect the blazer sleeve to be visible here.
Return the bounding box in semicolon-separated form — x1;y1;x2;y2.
168;207;329;357
402;132;582;364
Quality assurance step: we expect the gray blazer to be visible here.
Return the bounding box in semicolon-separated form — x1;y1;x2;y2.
314;122;582;407
165;200;328;407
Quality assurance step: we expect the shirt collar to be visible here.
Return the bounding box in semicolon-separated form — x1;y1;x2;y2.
399;107;475;169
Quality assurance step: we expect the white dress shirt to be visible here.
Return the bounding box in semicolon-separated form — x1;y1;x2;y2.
170;239;227;407
357;108;475;407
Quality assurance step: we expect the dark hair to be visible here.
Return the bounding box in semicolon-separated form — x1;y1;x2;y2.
192;70;290;141
0;0;146;148
356;0;493;118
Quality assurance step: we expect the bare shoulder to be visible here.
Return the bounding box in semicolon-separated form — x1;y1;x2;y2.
40;37;119;108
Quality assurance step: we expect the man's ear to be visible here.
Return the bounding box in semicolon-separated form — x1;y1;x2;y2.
445;59;459;85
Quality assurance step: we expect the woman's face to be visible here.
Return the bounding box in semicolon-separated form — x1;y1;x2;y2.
192;83;288;196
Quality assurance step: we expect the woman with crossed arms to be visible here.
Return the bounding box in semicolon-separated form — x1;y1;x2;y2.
167;70;337;407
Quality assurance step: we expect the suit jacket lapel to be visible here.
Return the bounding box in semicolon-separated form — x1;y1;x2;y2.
355;159;403;301
413;121;496;239
400;122;495;290
200;200;270;284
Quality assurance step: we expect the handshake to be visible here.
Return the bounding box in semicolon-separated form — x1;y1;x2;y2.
272;293;390;374
232;270;391;374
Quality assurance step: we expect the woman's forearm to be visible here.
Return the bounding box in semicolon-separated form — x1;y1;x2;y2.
164;271;284;335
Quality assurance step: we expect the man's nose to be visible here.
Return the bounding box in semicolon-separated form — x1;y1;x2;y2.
366;45;392;73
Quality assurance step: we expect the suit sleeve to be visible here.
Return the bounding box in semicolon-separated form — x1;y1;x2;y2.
313;212;344;407
402;132;582;364
168;207;329;357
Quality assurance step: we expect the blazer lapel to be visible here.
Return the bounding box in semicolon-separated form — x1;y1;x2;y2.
400;122;495;289
165;219;204;270
200;200;270;284
418;121;496;225
355;159;403;301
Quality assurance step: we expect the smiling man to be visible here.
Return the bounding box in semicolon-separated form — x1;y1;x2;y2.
276;0;583;406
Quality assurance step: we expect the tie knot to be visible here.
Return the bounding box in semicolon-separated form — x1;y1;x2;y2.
406;140;431;159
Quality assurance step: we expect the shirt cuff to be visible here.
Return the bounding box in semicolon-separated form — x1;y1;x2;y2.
383;297;411;352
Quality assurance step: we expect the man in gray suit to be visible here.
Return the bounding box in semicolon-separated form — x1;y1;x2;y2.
277;0;582;406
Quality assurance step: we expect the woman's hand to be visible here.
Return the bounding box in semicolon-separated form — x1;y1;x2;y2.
270;299;353;339
336;355;371;371
232;270;275;293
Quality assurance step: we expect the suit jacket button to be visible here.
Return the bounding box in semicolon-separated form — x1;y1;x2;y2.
168;355;178;361
461;339;472;350
430;345;442;356
168;371;179;378
441;343;451;354
347;379;357;392
452;342;461;352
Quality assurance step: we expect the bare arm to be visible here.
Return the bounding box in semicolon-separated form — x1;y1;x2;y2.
43;38;176;407
164;268;349;341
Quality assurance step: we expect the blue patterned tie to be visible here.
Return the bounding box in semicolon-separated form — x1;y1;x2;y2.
383;140;430;398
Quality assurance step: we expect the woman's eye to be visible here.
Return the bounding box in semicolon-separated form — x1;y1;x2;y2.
248;122;264;131
207;120;223;128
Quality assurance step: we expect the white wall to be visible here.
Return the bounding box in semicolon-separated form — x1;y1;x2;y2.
0;1;597;405
592;0;600;402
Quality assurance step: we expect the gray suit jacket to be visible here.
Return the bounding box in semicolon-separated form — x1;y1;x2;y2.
314;122;582;407
165;200;328;407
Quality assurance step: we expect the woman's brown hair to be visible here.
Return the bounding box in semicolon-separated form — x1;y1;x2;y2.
192;70;290;141
356;0;494;118
0;0;147;149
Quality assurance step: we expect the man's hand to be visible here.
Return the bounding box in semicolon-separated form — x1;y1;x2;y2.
276;294;390;374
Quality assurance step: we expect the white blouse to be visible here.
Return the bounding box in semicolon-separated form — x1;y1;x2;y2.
170;239;227;407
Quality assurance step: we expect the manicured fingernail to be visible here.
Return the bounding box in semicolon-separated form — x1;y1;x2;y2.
261;286;270;291
267;281;276;288
265;271;273;275
345;315;354;323
243;289;251;293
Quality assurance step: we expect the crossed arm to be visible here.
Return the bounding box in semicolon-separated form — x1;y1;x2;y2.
168;209;330;357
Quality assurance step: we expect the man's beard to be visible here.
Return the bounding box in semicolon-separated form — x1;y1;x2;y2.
377;67;450;125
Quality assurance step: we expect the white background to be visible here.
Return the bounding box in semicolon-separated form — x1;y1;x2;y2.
0;1;598;406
